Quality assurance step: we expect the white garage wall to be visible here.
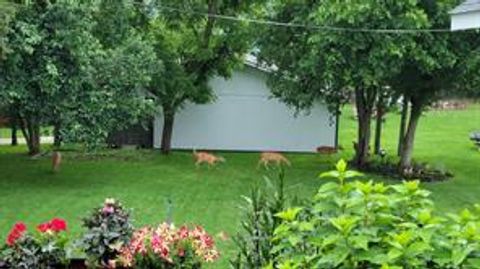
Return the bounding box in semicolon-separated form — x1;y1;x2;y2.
153;66;336;152
451;11;480;30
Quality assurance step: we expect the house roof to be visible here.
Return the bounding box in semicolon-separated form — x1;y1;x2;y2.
243;54;277;73
450;0;480;15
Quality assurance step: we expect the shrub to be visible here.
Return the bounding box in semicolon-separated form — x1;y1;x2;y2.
1;219;69;269
78;198;133;267
230;171;290;269
116;223;219;269
365;158;453;182
271;160;480;269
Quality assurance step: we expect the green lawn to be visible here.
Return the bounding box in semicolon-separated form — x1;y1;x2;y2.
0;104;479;267
0;128;12;139
0;126;52;139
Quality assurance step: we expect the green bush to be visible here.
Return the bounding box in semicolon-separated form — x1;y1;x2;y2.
271;160;480;269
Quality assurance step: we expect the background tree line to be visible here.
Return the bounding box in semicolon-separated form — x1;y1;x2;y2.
0;0;478;174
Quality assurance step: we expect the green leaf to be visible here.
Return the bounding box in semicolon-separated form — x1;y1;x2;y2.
298;221;314;232
275;207;303;222
336;159;347;173
350;235;369;250
329;215;359;234
319;171;340;179
344;170;364;179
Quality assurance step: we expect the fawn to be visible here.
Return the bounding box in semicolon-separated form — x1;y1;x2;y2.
52;151;62;172
193;149;225;167
258;152;291;168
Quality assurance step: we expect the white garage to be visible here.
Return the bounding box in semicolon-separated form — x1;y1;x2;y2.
450;0;480;30
153;58;337;153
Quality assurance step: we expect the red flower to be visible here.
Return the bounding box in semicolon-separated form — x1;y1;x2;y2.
6;222;27;246
50;218;67;232
13;222;27;233
36;218;67;233
37;222;51;233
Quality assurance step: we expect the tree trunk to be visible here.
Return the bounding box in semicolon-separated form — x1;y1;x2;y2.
374;97;384;155
353;88;375;168
397;97;408;156
399;102;422;170
334;105;340;150
10;117;18;146
19;116;41;155
53;122;62;148
29;123;40;156
161;111;175;155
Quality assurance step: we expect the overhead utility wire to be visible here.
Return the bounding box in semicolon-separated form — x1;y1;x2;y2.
156;4;454;34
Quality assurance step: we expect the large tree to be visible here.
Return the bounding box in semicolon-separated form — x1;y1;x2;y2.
257;1;428;168
146;0;258;154
0;0;157;154
0;1;100;154
392;0;480;171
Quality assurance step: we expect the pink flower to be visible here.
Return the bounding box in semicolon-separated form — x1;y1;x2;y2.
204;249;220;262
102;205;114;214
118;223;219;266
178;226;189;239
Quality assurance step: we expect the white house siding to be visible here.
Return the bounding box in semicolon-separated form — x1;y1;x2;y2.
153;66;336;152
451;11;480;30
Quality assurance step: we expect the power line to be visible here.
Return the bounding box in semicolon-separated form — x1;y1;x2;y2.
156;4;454;34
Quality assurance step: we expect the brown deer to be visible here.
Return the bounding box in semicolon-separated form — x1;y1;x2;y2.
193;149;225;167
316;146;338;155
258;152;291;168
52;151;62;172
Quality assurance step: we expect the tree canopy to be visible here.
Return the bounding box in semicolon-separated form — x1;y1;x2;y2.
257;0;430;167
0;0;158;153
144;0;258;153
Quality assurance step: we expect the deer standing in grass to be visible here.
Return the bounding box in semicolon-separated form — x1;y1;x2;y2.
52;151;62;172
258;152;291;168
193;149;225;168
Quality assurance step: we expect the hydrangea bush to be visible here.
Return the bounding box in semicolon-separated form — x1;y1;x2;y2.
271;160;480;269
1;218;68;269
117;223;219;269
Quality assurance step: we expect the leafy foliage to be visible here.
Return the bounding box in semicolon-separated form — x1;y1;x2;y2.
257;1;430;167
230;170;289;269
78;198;133;267
0;0;158;153
0;1;101;154
61;34;159;149
272;160;480;268
143;0;258;153
390;0;480;169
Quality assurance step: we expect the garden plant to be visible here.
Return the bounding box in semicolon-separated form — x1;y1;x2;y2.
117;223;219;269
77;198;133;268
271;160;480;268
0;199;220;269
0;218;68;269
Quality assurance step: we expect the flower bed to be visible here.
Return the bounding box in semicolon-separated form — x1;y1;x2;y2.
0;199;219;269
